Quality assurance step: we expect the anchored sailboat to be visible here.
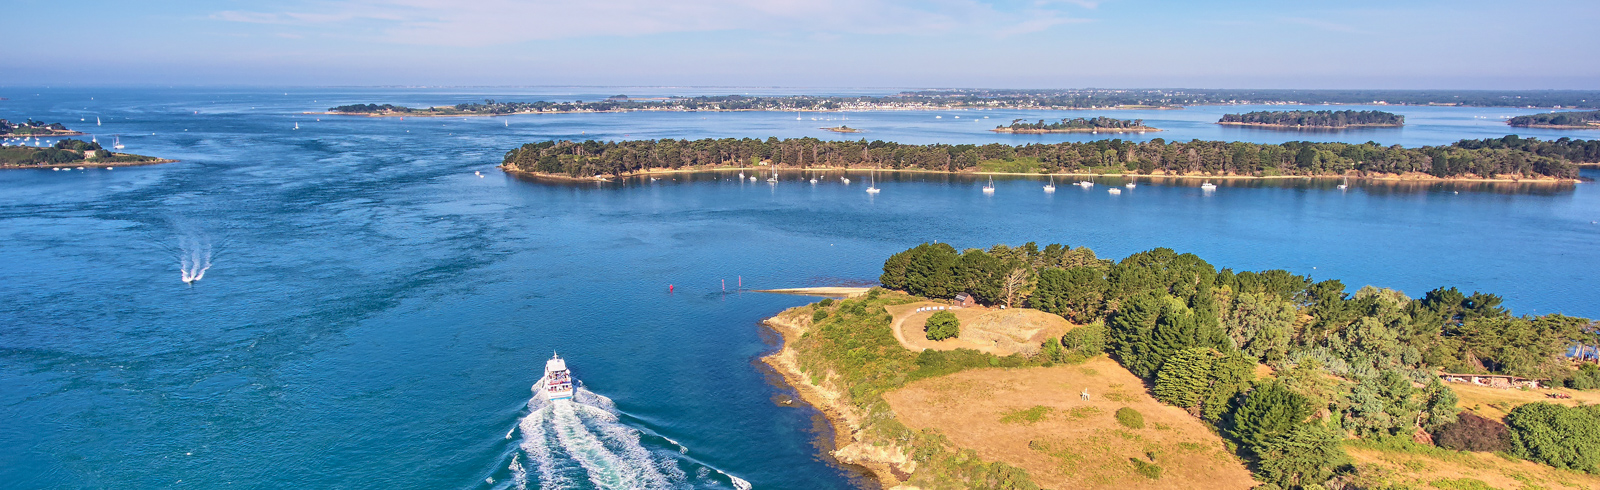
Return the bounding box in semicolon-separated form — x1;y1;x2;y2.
866;166;880;194
982;176;995;194
1044;175;1056;193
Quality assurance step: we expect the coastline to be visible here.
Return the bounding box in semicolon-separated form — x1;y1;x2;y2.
501;164;1583;184
0;158;177;170
991;127;1162;133
1508;124;1600;130
2;130;87;137
1216;121;1404;130
759;310;909;489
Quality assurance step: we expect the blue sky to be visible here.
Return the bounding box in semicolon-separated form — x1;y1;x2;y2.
6;0;1598;88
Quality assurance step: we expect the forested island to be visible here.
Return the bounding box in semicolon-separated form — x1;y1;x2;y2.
821;125;862;133
1218;110;1405;129
501;135;1591;181
1;118;84;137
1508;110;1600;129
0;139;170;168
761;242;1600;489
321;89;1600;117
993;116;1159;133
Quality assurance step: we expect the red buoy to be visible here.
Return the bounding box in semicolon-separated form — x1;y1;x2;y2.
668;284;674;293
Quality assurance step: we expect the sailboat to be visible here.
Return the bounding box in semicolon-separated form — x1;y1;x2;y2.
113;135;124;150
866;167;880;194
796;112;802;121
767;171;778;183
1077;180;1094;188
1125;182;1136;189
982;176;995;194
1044;175;1056;193
840;175;850;184
96;117;101;126
1337;176;1349;190
294;122;300;130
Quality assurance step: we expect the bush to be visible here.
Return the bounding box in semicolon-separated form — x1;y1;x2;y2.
1568;364;1600;390
925;311;961;341
1433;412;1510;452
1129;458;1163;479
1116;407;1145;429
1505;402;1600;473
812;308;830;322
818;298;835;308
1060;321;1106;356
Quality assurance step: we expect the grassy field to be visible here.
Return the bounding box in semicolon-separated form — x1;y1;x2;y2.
977;157;1044;174
1343;437;1600;489
884;356;1259;489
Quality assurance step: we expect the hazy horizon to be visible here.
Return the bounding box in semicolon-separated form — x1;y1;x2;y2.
5;0;1598;89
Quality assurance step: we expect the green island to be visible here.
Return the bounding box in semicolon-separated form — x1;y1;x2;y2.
1507;110;1600;129
760;242;1600;489
822;125;862;133
501;135;1593;181
1218;110;1405;129
1;118;85;137
321;89;1600;117
0;139;170;168
993;117;1160;133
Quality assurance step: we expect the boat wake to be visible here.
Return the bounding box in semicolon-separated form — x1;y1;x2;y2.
498;386;751;490
177;227;213;284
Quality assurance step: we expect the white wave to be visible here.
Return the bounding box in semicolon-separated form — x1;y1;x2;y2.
177;231;212;283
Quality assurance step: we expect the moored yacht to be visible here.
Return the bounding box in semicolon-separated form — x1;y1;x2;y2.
539;353;575;401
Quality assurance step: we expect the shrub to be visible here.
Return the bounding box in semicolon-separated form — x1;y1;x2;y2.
1129;458;1163;479
925;311;961;341
1505;402;1600;473
1433;412;1510;452
1569;364;1600;390
812;309;830;322
1060;321;1107;356
1116;407;1145;429
817;298;835;308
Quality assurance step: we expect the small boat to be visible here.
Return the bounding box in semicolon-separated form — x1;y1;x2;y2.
840;176;850;184
1044;175;1056;193
650;177;658;182
1200;181;1217;191
294;122;299;130
538;353;576;401
1077;181;1093;188
749;176;757;182
809;177;818;184
1108;188;1122;195
739;172;745;179
96;117;101;126
767;173;777;183
1125;182;1136;189
796;112;802;121
866;167;880;194
113;135;124;150
1337;176;1349;190
982;176;995;194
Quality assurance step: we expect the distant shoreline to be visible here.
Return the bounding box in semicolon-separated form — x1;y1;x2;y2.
1509;123;1600;130
0;158;178;170
1216;121;1403;130
501;164;1582;184
991;127;1162;134
2;130;86;137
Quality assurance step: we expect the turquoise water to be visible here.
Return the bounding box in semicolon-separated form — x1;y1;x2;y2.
2;87;1598;489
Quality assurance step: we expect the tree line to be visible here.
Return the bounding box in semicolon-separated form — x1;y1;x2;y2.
1219;110;1404;128
1507;110;1600;128
907;89;1600;109
879;242;1600;487
998;117;1150;130
502;137;1586;179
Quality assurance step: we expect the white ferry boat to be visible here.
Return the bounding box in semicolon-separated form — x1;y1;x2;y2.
539;353;575;401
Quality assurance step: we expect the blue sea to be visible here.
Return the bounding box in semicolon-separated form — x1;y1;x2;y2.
2;87;1598;489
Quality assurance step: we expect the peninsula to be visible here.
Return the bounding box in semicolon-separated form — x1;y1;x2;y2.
0;139;172;169
1;118;85;137
992;116;1160;133
1217;110;1404;129
1507;110;1600;129
762;242;1600;489
500;135;1592;182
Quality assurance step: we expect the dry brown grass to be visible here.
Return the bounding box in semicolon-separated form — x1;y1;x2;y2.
1346;443;1600;490
885;302;1074;356
884;356;1258;489
1450;382;1600;419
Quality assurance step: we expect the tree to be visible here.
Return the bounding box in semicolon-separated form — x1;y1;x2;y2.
1030;267;1107;323
1000;267;1030;307
1434;412;1510;452
1225;293;1296;362
1253;423;1348;489
926;311;961;341
1154;348;1215;411
1060;322;1106;356
1232;381;1312;453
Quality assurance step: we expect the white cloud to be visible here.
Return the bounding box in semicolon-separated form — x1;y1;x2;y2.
210;0;1091;46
